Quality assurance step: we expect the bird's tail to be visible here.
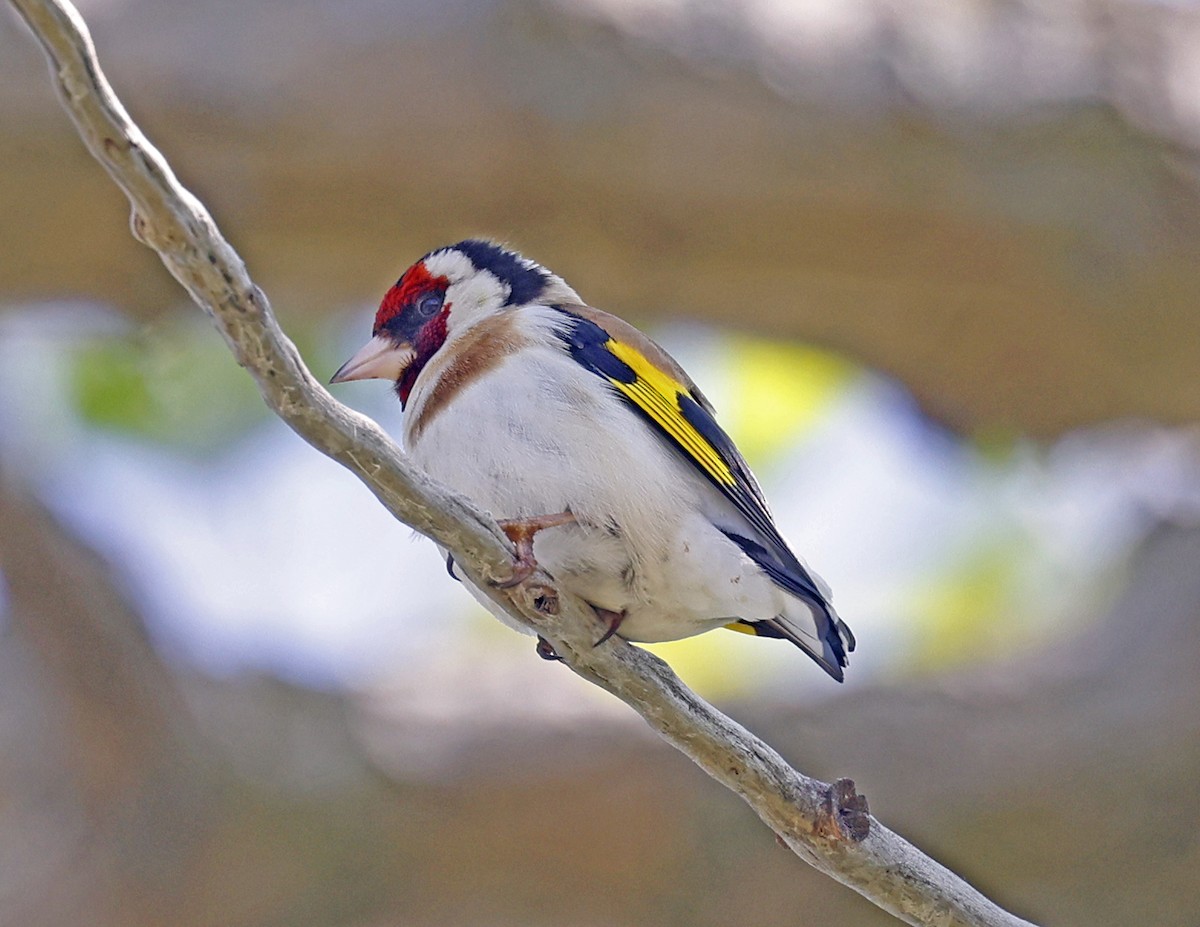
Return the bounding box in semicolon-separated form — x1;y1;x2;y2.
725;589;854;682
718;529;855;682
749;597;855;682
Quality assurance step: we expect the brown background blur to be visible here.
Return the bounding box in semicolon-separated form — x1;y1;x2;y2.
2;1;1199;925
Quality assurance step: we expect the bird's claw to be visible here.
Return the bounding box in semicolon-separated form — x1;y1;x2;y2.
492;554;536;590
592;606;626;647
492;511;576;589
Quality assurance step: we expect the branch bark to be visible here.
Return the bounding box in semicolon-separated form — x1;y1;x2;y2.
8;2;1039;924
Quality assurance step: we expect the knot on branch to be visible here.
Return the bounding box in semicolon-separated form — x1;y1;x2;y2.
816;777;871;843
129;208;150;245
530;586;559;616
128;205;180;251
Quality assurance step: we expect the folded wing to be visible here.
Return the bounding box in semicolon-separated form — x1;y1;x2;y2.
552;305;854;679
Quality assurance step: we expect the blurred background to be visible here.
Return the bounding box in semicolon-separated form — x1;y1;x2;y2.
2;0;1200;924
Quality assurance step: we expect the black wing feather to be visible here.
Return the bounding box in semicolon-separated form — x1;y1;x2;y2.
553;308;852;669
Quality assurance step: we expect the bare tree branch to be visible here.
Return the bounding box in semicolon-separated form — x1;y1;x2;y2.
8;1;1040;924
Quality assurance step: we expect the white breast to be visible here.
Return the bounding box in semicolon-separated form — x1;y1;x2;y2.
407;339;687;533
400;310;788;641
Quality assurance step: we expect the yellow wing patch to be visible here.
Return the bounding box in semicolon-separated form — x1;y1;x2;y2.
605;338;735;487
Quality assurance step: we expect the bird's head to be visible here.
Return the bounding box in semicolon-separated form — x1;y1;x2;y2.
331;239;578;405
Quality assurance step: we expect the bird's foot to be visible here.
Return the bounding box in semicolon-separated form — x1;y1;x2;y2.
536;608;622;657
535;636;563;661
493;510;576;588
592;606;626;647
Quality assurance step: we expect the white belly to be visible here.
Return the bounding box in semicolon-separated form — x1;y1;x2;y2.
403;344;785;641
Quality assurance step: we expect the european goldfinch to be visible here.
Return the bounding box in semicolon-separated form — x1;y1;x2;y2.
332;240;855;681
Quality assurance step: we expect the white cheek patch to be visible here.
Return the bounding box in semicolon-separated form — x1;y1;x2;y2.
423;248;477;282
453;269;508;316
424;249;511;328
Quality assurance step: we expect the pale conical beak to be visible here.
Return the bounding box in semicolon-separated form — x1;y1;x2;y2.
330;335;416;384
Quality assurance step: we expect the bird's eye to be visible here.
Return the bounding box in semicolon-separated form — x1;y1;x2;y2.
416;291;444;318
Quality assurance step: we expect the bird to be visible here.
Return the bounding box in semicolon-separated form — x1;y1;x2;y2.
331;240;854;681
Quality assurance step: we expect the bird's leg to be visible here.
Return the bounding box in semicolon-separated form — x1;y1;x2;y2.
493;510;576;588
535;636;563;661
592;606;626;647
